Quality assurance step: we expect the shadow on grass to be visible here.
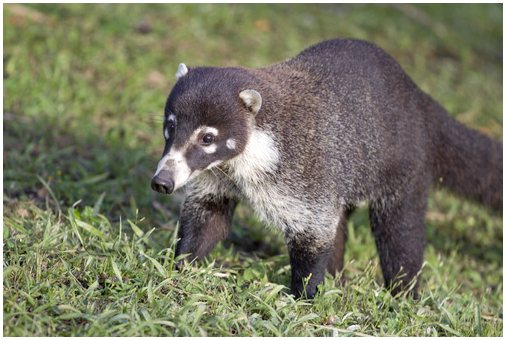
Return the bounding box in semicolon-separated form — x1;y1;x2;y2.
4;112;167;222
426;219;503;265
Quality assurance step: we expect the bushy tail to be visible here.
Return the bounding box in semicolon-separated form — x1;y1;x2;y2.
430;102;502;213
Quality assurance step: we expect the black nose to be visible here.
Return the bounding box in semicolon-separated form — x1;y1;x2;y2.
151;175;174;194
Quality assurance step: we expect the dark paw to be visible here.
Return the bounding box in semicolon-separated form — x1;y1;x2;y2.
390;286;420;300
173;253;199;270
386;277;420;299
173;259;184;271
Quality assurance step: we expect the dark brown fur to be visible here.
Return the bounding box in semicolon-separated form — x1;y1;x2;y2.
154;39;502;299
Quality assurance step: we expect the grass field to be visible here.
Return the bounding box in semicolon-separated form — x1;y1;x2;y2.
3;3;503;336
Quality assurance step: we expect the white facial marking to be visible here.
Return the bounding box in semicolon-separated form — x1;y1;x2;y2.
167;114;176;123
203;126;218;136
187;126;218;145
227;128;279;184
164;128;169;140
202;144;217;154
154;153;171;177
175;63;188;80
153;125;222;191
226;138;237;150
153;149;192;191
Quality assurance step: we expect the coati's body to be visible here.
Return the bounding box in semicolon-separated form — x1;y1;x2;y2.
151;39;502;298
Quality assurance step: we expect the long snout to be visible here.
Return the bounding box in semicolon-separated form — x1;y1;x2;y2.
152;149;193;194
151;170;175;194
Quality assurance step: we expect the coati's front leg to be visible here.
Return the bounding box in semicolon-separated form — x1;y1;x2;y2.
285;222;338;299
369;179;429;297
175;193;237;262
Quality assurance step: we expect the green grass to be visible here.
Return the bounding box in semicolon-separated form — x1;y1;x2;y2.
3;3;503;336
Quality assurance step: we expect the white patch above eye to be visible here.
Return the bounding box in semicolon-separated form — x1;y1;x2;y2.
203;126;218;136
175;63;188;80
226;138;236;150
188;126;219;143
168;114;176;122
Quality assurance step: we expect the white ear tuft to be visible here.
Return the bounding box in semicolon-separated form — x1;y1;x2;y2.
239;89;262;115
175;63;188;80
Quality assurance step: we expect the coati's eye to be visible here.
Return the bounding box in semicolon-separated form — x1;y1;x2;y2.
202;133;215;145
168;120;175;130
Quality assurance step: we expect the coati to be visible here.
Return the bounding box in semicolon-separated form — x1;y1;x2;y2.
151;39;502;299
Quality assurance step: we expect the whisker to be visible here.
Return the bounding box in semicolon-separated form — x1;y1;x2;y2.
209;167;219;179
140;115;163;120
145;112;165;117
213;165;235;182
140;117;164;125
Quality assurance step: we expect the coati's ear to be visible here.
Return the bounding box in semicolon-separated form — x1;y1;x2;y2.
239;89;262;115
175;63;188;80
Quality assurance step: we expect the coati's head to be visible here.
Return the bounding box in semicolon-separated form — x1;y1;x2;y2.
151;63;263;194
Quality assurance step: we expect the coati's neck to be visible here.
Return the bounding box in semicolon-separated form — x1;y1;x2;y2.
225;127;280;185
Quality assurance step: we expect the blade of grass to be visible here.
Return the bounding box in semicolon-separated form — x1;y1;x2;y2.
36;175;61;213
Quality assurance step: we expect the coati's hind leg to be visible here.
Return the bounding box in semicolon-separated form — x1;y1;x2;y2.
369;178;429;297
326;207;354;276
175;194;237;263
